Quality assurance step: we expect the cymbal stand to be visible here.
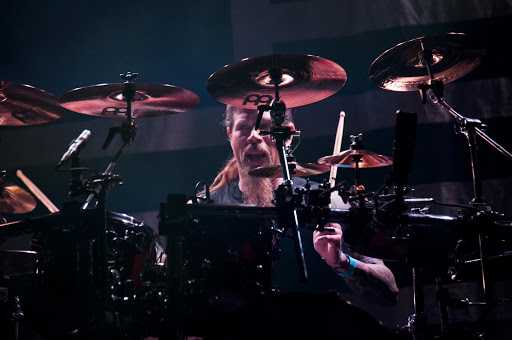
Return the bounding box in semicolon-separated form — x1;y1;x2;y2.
82;72;138;209
335;134;374;211
346;134;368;209
79;72;138;335
11;296;23;340
374;189;428;340
418;44;512;206
418;44;512;309
407;264;428;340
254;57;307;282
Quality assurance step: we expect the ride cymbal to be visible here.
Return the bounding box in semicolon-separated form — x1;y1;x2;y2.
369;33;485;91
59;83;200;118
0;81;66;126
207;54;347;108
318;149;393;168
0;183;37;214
248;162;330;178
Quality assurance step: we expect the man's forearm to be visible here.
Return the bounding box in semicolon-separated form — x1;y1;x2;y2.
344;260;398;305
341;259;399;306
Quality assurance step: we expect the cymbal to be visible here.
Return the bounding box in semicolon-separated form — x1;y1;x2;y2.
59;83;200;118
248;162;330;178
318;149;393;168
0;81;66;126
206;54;347;108
0;183;37;214
369;33;485;91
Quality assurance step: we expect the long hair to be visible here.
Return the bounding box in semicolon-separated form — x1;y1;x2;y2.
209;105;294;193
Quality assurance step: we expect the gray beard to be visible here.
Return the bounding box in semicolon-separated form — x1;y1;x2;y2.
239;167;275;206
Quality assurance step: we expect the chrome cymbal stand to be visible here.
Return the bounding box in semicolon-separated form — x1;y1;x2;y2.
418;41;512;310
78;72;138;336
253;56;307;282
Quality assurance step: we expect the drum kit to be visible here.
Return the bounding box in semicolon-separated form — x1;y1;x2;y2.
0;32;510;339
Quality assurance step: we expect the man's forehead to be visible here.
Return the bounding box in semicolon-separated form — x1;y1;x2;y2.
233;109;271;121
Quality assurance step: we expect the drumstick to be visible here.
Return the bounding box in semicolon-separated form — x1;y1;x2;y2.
329;111;346;188
16;170;60;213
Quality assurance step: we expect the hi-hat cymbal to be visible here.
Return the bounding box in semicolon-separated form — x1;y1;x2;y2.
0;81;66;126
206;54;347;108
318;149;393;168
369;33;485;91
59;83;200;118
248;162;330;178
0;183;37;214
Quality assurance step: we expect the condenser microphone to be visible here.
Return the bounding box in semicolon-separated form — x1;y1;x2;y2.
57;129;91;167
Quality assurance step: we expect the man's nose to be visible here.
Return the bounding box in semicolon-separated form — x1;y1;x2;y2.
247;128;263;143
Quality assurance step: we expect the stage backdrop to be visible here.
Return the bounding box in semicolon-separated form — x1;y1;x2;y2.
1;0;511;330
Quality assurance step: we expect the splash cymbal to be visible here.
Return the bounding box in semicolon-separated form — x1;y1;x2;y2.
206;54;347;108
0;183;37;214
248;162;330;178
0;81;66;126
318;149;393;168
369;33;485;91
59;83;200;118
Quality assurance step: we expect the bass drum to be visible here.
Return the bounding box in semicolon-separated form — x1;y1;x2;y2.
210;293;408;340
23;211;166;339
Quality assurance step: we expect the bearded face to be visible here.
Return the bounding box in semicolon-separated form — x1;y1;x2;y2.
229;109;280;206
239;145;275;206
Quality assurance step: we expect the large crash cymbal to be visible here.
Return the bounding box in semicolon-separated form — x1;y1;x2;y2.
318;149;393;168
249;162;330;179
0;81;66;126
59;83;200;118
0;183;37;214
369;33;485;91
206;54;347;108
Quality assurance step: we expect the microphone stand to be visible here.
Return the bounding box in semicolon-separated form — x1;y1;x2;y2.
254;57;307;282
69;152;83;196
418;43;512;315
79;72;138;335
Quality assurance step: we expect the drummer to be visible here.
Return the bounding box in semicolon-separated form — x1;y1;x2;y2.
206;105;399;306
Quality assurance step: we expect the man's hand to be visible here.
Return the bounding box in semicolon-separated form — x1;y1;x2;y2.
313;222;343;266
313;222;399;306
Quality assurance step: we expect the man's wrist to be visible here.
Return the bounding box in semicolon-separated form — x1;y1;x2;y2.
332;253;356;277
321;255;344;267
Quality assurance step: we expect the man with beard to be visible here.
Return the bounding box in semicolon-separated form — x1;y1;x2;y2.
180;105;400;339
207;105;284;206
206;105;398;306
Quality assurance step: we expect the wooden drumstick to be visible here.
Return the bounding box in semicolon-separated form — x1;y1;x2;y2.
16;170;60;213
329;111;346;188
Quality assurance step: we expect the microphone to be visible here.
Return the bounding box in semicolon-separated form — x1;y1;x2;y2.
57;129;91;167
391;110;417;188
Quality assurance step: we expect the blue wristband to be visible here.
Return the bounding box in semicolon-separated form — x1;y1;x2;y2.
336;253;357;278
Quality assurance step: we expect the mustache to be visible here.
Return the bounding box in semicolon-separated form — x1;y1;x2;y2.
242;144;270;159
